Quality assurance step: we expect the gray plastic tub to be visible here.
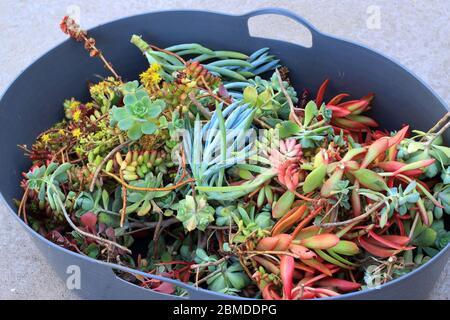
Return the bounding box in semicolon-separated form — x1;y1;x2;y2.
0;8;448;300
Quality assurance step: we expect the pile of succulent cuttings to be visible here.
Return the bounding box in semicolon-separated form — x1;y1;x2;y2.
16;16;450;299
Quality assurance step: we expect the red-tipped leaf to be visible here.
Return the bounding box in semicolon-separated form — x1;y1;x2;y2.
316;278;361;292
326;105;352;118
316;79;329;107
361;137;390;168
280;255;295;300
302;258;333;276
358;237;397;258
300;234;340;250
289;244;317;260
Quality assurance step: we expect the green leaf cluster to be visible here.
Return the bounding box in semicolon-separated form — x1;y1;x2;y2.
26;163;72;213
194;249;250;293
175;195;215;232
126;172;172;216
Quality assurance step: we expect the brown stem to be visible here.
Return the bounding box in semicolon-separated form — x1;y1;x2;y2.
124;218;179;235
152;210;163;258
190;256;229;270
189;92;212;119
103;170;194;191
53;188;131;254
81;34;121;80
244;250;298;258
18;186;29;225
145;44;186;65
408;211;420;240
194;268;223;286
420;112;450;142
89;140;132;192
315;201;385;228
275;68;302;127
120;170;127;228
424;115;450;148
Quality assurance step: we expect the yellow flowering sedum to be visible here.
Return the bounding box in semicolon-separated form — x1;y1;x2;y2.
72;128;82;138
140;63;162;89
73;110;81;122
89;77;120;97
41;133;50;143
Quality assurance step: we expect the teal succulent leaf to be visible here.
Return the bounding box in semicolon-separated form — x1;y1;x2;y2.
206;262;250;292
215;206;237;227
118;118;134;131
141;122;157;134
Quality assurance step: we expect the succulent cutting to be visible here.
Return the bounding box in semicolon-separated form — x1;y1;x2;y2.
15;16;450;299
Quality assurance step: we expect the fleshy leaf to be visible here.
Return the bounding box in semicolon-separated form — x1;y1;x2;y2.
141;121;157;134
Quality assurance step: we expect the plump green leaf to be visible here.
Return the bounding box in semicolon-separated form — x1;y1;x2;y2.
243;86;258;105
303;164;327;193
279;121;301;138
118;118;134;131
141;121;157;134
353;168;388;192
303;101;318;127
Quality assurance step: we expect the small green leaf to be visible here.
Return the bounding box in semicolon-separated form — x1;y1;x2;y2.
433;145;450;158
243;86;258;105
124;94;137;105
147;101;164;118
118;118;134;131
127;123;143;140
52;163;72;177
141;121;157;134
413;227;437;247
279;121;301;138
272;191;295;218
353;168;389;192
379;206;388;228
112;107;128;120
303;164;327;193
303;101;318;127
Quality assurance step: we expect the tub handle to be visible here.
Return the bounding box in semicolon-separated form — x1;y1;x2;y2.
241;7;321;40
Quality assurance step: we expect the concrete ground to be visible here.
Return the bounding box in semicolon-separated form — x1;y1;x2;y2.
0;0;449;299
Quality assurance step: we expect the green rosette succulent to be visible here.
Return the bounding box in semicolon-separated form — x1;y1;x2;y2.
175;195;215;232
111;81;166;140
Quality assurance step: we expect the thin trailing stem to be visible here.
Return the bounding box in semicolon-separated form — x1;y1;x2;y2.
420;112;450;142
425;115;450;148
189;92;212;119
275;68;302;127
51;185;131;254
190;256;230;270
315;201;385;228
89;140;132;192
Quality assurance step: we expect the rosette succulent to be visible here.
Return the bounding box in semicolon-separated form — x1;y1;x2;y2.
111;81;166;140
175;195;215;232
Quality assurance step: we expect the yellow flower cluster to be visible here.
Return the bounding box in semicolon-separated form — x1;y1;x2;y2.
64;98;82;120
140;63;162;89
41;133;50;143
90;77;120;97
68;100;80;110
72;128;82;138
73;110;82;122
